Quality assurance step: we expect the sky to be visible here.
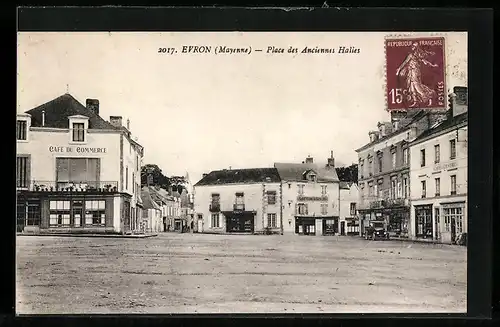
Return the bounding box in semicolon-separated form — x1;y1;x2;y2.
17;32;467;184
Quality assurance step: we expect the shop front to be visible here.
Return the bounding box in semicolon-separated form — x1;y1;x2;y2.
322;217;339;235
223;211;255;233
16;189;131;234
345;217;360;235
440;201;466;244
414;204;433;239
295;217;316;235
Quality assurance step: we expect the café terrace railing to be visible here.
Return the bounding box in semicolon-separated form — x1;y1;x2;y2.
17;180;119;193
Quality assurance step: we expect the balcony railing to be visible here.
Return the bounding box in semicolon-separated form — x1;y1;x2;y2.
209;203;220;212
233;203;245;211
17;180;119;193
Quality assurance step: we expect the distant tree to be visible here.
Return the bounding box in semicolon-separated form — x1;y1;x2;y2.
141;164;171;189
335;164;358;183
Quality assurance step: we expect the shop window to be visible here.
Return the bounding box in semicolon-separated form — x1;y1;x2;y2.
26;202;41;226
211;213;220;227
17;120;27;140
320;203;328;215
443;207;463;233
49;201;71;226
267;191;277;205
72;123;85;142
267;213;277;228
16;156;30;188
85;200;106;225
415;206;432;238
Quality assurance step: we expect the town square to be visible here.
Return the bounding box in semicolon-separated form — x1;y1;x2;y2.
16;30;468;314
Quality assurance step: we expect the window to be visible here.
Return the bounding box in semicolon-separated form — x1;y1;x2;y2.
450;139;456;159
392;152;397;169
435;178;441;196
267;213;277;228
288;183;291;189
211;213;220;227
25;202;41;226
297;203;308;215
321;185;327;195
16;156;30;188
368;156;373;176
360;159;364;178
350;203;356;216
378;156;383;173
56;158;99;190
17;120;27;140
420;149;426;167
403;178;408;198
368;183;374;196
298;184;305;195
72;123;85;142
403;148;409;165
321;203;328;215
421;181;426;198
85;200;106;225
374;183;379;197
397;181;402;199
451;175;457;195
266;191;277;204
235;192;244;210
444;207;464;234
391;179;397;199
132;173;135;193
49;201;71;226
308;174;317;182
434;145;440;164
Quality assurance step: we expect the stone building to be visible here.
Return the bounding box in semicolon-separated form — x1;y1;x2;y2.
16;94;144;234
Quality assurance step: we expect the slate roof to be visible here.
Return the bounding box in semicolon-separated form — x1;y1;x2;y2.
141;187;162;210
194;168;281;186
355;110;427;152
274;163;340;183
24;93;117;130
410;112;468;146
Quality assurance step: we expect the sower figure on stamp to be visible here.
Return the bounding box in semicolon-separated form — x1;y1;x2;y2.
396;41;439;108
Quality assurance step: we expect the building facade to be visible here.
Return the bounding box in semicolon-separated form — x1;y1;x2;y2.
193;168;283;234
356;109;447;238
339;182;360;235
16;94;144;234
409;88;468;244
140;187;162;233
275;154;340;236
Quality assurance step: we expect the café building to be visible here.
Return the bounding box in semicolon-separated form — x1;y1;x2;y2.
16;93;144;234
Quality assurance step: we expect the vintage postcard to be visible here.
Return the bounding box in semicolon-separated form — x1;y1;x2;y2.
16;31;467;314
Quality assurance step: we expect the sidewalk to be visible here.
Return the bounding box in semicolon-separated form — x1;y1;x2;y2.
16;233;158;239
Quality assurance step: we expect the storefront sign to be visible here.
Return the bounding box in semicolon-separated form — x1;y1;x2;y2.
49;146;107;154
433;161;457;172
297;196;328;201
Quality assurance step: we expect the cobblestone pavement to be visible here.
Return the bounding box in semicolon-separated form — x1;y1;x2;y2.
16;233;467;314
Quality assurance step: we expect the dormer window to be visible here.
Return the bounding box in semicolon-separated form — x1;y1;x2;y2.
72;123;85;142
308;174;317;182
17;120;27;140
68;115;89;144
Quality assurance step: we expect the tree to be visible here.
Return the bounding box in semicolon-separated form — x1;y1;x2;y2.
141;164;171;189
335;164;358;183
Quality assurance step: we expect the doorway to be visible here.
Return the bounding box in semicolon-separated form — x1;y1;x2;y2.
450;217;456;243
341;221;345;235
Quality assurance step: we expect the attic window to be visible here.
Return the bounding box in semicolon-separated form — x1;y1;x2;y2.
308;174;317;182
72;123;85;142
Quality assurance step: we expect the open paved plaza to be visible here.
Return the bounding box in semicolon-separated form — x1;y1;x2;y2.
16;233;467;314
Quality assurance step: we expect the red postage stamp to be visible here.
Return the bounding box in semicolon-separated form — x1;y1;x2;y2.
385;37;446;111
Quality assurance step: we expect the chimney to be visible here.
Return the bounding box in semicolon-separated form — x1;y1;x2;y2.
305;156;313;164
109;116;123;128
449;86;468;117
86;99;100;116
42;110;45;127
327;151;335;167
126;118;130;130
